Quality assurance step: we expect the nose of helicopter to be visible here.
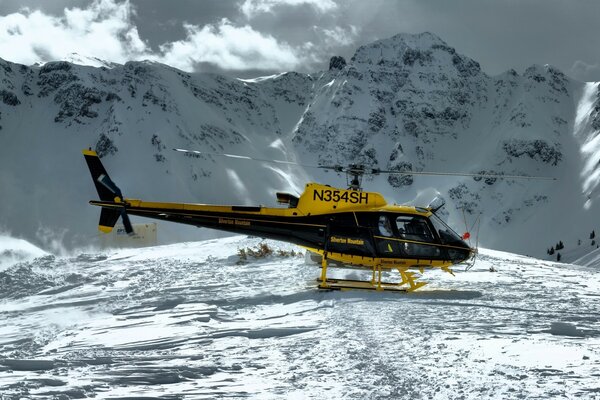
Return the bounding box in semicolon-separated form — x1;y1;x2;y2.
447;238;475;263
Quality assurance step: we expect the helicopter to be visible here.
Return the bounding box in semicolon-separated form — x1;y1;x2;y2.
82;148;553;292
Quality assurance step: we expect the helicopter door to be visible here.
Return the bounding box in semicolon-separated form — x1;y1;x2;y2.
395;215;441;258
375;215;399;256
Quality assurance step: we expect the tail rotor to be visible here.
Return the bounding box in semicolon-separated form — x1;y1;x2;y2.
97;174;134;235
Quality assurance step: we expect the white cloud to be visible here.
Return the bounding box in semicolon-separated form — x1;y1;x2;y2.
318;26;359;47
156;19;300;71
0;0;306;72
240;0;338;19
570;60;600;83
0;0;150;65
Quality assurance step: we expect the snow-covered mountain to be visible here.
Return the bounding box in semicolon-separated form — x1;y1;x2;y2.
1;32;600;260
1;235;599;398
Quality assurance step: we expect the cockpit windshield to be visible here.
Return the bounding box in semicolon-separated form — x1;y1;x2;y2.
429;214;463;244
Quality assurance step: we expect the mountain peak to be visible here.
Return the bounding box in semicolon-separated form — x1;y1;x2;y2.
351;32;452;63
388;31;447;47
348;32;482;79
62;52;118;69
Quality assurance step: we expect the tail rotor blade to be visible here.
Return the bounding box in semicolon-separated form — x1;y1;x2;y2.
98;174;123;198
121;209;134;235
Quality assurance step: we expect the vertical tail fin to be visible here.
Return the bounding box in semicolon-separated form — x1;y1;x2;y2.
82;148;134;235
82;149;117;202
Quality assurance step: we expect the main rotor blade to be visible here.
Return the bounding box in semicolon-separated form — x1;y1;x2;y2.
173;148;332;169
173;148;555;180
374;169;557;180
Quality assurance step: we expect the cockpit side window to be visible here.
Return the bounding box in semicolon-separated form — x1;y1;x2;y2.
395;216;435;242
395;215;441;258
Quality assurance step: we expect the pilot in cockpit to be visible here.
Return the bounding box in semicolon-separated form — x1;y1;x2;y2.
378;215;395;254
378;215;393;237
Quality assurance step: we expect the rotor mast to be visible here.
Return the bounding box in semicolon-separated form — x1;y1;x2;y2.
346;164;367;191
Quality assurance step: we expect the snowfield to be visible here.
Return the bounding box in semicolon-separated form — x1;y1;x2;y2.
1;235;599;399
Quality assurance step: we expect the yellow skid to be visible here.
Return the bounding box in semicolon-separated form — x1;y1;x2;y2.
318;278;408;292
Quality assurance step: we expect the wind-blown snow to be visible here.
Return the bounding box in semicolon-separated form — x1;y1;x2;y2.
0;236;599;399
0;234;48;272
574;82;600;202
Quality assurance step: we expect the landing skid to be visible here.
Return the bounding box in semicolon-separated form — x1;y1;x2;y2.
317;278;408;292
317;256;428;292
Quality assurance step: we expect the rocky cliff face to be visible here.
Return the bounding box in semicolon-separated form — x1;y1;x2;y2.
291;33;596;260
0;33;599;260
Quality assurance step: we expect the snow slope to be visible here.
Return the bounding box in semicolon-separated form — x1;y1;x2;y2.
0;235;599;399
1;32;600;261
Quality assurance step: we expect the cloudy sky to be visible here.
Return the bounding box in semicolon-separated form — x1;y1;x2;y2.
0;0;599;81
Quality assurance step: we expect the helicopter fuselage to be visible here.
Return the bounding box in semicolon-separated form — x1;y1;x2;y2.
90;182;473;270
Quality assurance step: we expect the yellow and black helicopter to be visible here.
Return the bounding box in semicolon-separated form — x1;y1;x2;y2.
83;148;551;292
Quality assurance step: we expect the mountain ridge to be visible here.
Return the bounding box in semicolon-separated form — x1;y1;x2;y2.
0;32;599;261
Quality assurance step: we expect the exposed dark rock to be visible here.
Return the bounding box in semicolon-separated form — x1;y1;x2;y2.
39;61;72;74
387;161;413;187
0;60;12;74
431;43;456;54
105;92;121;102
368;107;386;133
37;66;79;97
21;83;33;96
329;56;347;71
389;144;403;161
0;90;20;106
403;49;433;67
472;170;499;185
452;54;481;78
448;183;480;214
503;139;562;165
54;84;102;123
95;133;118;157
142;88;169;111
151;134;166;151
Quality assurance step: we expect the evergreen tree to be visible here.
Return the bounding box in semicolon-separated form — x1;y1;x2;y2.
591;230;596;239
593;240;596;247
557;252;561;262
549;246;555;255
